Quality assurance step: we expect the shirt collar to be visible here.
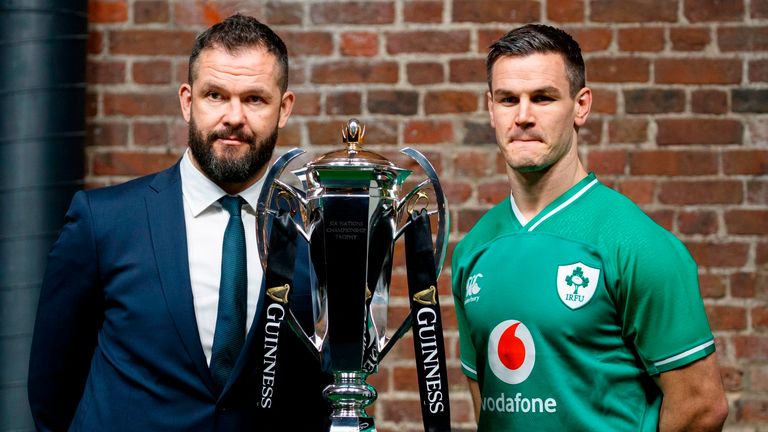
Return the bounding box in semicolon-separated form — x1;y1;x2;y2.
180;149;265;217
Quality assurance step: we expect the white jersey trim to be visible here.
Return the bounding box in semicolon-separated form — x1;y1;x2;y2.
528;178;599;232
461;360;477;375
654;339;715;367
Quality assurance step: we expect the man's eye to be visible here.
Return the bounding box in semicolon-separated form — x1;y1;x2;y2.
246;96;264;104
499;97;518;104
532;95;554;103
207;92;222;100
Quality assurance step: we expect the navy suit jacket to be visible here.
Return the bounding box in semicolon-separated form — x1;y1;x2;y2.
28;163;331;431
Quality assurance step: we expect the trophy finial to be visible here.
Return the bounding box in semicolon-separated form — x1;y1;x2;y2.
342;118;365;150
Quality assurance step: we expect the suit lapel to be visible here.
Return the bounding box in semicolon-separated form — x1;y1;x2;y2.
146;163;216;392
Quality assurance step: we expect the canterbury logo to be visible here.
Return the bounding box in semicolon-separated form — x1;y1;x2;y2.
466;273;483;297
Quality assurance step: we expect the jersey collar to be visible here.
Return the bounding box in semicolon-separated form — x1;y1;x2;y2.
509;172;599;232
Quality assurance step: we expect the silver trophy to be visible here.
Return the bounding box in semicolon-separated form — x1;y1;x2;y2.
256;119;449;431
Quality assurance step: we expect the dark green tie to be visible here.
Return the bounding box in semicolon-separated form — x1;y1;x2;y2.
210;195;247;390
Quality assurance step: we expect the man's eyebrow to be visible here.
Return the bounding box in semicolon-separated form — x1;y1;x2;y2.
534;86;563;97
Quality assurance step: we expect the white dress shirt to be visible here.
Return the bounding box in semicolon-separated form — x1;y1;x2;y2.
179;149;264;365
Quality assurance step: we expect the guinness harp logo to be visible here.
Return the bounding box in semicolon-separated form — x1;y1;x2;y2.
267;284;291;304
413;285;437;305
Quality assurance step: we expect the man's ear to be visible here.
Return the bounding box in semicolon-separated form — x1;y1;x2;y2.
574;87;592;127
487;91;497;129
179;83;192;123
278;90;295;129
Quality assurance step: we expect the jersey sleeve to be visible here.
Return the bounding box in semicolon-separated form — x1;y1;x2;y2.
451;246;479;381
616;226;715;375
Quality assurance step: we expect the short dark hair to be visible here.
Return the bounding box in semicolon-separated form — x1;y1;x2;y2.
487;24;585;97
187;14;289;92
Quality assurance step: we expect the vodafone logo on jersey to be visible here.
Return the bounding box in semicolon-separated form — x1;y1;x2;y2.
488;320;535;384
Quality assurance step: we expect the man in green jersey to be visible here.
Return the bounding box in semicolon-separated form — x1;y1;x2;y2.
452;24;729;431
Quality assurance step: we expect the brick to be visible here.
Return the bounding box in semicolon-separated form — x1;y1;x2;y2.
735;398;768;422
706;305;747;330
720;365;744;392
87;60;126;85
89;0;128;23
677;210;719;235
310;2;394;24
478;180;510;205
670;27;711;51
659;180;743;205
725;210;768;235
404;1;443;23
276;123;301;148
289;91;320;116
407;62;444;85
453;150;495;177
748;180;768;204
685;0;744;22
723;150;768;175
754;305;768;330
629;150;718;176
368;91;418;115
685;241;750;267
618;27;665;52
452;0;539;23
134;1;168;24
449;59;485;84
591;0;677;22
749;365;768;394
308;120;398;146
340;32;379;57
579;120;603;145
87;122;128;148
590;88;617;114
386;31;470;54
547;0;584;22
586;149;626;175
458;208;491;233
586;57;650;83
464;121;496;146
170;122;189;149
404;120;453;144
657;119;743;145
282;32;333;56
731;272;757;298
425;91;477;114
749;117;768;145
264;2;303;25
656;59;742;84
109;30;196;55
326;92;361;116
617;179;655;205
733;89;768;113
93;151;179;176
133;122;168;147
754;0;768;18
733;335;768;360
88;31;104;55
624;89;685;114
759;242;768;266
86;92;98;118
567;28;613;52
692;89;728;114
103;93;180;117
132;60;171;85
443;180;473;205
608;118;648;143
311;61;398;84
173;2;241;26
699;273;726;298
719;26;768;51
749;59;768;83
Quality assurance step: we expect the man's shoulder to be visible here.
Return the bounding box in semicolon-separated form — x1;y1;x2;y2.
86;163;180;200
453;200;515;265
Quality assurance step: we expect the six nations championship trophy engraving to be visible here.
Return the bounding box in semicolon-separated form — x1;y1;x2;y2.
254;119;451;431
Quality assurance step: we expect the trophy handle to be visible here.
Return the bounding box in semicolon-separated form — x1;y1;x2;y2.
256;148;309;271
396;147;449;276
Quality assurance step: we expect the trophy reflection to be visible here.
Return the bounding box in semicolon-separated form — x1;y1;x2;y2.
256;119;449;431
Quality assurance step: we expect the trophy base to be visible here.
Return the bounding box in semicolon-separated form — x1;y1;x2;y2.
324;371;377;432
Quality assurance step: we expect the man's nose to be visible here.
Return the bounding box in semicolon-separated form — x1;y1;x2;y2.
515;99;535;127
223;99;245;127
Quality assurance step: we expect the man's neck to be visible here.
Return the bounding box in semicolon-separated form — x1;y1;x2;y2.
507;154;588;222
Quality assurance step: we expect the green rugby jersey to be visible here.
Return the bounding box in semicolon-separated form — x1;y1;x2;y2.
452;173;715;431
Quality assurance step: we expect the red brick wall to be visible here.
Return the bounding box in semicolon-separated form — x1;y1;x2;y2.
87;1;768;430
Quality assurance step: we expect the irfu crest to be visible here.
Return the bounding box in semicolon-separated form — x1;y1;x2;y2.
556;263;600;310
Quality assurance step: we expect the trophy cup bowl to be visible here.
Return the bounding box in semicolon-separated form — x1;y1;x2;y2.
256;119;448;431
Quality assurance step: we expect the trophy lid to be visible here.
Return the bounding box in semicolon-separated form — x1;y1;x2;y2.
308;119;395;169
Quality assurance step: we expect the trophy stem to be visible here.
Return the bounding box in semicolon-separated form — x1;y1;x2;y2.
323;371;377;432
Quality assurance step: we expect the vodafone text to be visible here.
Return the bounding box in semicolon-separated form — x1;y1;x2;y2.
482;392;558;414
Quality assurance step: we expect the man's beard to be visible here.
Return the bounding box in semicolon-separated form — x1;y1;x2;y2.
187;117;278;185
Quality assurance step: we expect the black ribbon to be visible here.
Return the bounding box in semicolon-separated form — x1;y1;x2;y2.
404;210;452;432
254;210;297;411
